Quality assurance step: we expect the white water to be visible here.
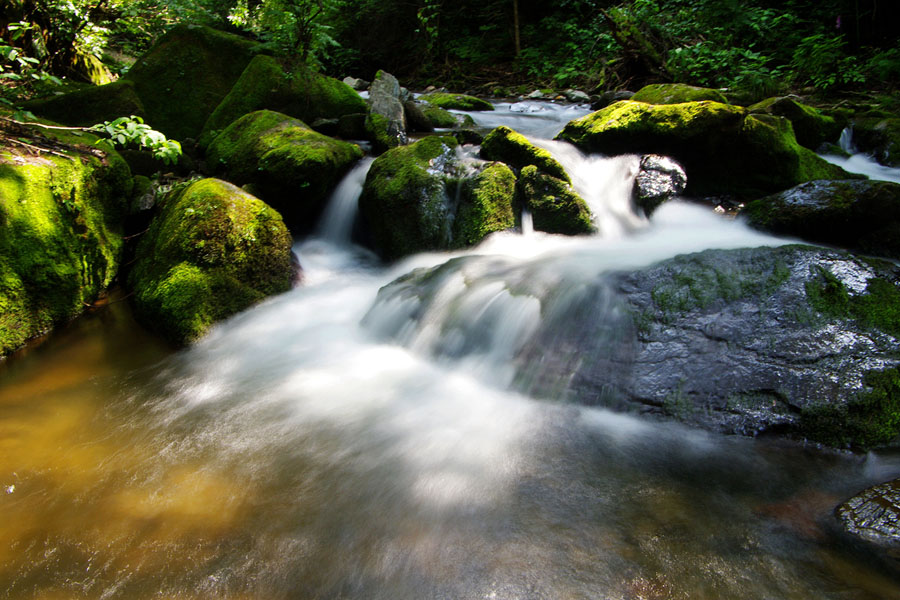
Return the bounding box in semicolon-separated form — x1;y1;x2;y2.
820;126;900;184
5;102;900;599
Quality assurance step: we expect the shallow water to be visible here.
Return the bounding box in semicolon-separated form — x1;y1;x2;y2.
2;103;899;599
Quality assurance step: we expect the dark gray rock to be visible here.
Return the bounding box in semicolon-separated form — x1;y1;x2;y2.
403;100;434;133
366;71;407;151
591;90;634;110
837;479;900;548
634;154;687;216
365;245;900;442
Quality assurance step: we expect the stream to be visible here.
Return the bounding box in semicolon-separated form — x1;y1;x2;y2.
2;101;900;599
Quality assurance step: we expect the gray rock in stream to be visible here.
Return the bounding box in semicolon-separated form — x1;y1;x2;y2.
634;154;687;216
366;245;900;445
837;479;900;548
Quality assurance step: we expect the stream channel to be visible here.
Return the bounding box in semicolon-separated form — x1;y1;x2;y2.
2;101;900;599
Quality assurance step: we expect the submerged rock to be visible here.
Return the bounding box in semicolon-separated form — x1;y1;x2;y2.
205;110;363;230
480;125;570;182
199;55;367;149
743;179;900;259
129;178;293;345
0;125;132;356
365;70;408;152
837;479;900;548
633;154;687;216
632;83;728;105
419;92;494;112
748;96;844;150
557;100;854;197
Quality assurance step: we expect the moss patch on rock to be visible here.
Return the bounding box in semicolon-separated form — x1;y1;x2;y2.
419;92;494;111
23;79;146;127
128;178;293;345
632;83;728;105
517;165;593;235
557;100;852;197
748;96;843;150
0;130;132;356
358;136;460;260
124;24;263;141
199;55;367;148
480;125;570;182
453;162;517;246
206;110;362;230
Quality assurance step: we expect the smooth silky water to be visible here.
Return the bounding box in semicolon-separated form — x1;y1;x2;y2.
2;101;900;599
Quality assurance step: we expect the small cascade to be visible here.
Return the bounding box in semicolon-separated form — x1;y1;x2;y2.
535;139;646;237
521;209;534;236
317;157;375;243
838;126;856;154
820;127;900;184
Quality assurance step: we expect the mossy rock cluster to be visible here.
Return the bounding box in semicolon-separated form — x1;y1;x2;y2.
748;96;844;150
453;162;517;247
631;83;728;105
421;105;476;129
128;178;293;345
0;128;133;356
517;165;594;235
743;180;900;259
419;93;494;111
480;126;570;182
23;79;147;128
852;116;900;167
198;54;367;148
205;110;363;230
557;100;853;197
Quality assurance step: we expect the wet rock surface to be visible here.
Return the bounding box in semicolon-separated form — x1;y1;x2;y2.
633;154;687;216
837;479;900;548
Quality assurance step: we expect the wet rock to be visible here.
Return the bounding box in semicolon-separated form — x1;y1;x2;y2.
480;125;570;182
634;154;687;216
563;89;591;103
837;479;900;548
590;90;634;111
403;100;434;133
743;179;900;259
342;76;370;91
365;70;407;152
526;90;546;100
852;116;900;167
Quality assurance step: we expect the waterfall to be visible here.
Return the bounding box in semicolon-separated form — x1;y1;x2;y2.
317;157;375;243
820;127;900;184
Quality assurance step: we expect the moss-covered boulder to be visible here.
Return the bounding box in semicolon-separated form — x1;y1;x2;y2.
124;24;262;141
743;180;900;259
0;126;133;356
422;104;475;129
358;136;459;260
480;126;570;182
632;83;728;105
453;162;517;246
517;165;594;235
557;100;853;197
365;70;408;153
748;96;844;150
206;110;363;230
128;178;293;345
419;92;494;111
23;79;146;127
198;54;367;148
852;116;900;167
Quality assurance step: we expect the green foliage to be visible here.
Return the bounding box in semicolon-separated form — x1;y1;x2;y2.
87;115;182;165
791;34;865;90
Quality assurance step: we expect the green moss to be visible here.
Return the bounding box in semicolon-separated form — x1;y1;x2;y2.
358;136;459;260
129;178;293;345
632;83;728;105
453;162;517;246
517;165;593;235
206;110;363;229
422;105;471;129
124;24;263;140
747;96;842;149
805;266;900;337
199;55;367;148
558;100;852;197
364;111;401;152
0;132;132;356
419;92;494;111
801;367;900;449
480;126;570;182
23;79;146;127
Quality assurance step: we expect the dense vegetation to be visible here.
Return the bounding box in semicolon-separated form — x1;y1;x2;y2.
2;0;899;104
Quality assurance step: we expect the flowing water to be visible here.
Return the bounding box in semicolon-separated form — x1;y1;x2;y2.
2;102;900;599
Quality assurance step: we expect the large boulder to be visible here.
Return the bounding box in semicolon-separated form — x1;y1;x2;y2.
124;24;263;140
517;165;594;235
557;100;854;197
632;83;728;105
205;110;363;230
198;55;367;148
852;116;900;167
743;180;900;259
0;124;133;356
748;96;844;150
22;79;147;127
419;92;494;111
480;125;570;182
367;244;900;448
365;70;407;152
128;178;293;345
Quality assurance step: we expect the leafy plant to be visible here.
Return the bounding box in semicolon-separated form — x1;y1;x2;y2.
87;116;182;164
791;33;865;90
